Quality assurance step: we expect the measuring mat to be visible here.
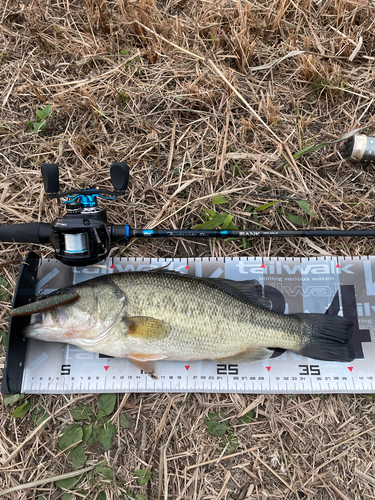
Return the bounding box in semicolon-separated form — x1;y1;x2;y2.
2;255;375;394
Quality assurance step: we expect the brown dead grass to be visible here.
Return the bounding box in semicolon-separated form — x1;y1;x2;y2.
1;0;375;498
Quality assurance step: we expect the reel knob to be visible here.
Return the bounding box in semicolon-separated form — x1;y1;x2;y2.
41;163;59;194
110;162;129;192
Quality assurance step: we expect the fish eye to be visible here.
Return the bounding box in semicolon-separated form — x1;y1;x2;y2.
57;287;73;295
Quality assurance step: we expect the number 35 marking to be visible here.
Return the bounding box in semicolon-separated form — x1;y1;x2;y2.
299;365;321;376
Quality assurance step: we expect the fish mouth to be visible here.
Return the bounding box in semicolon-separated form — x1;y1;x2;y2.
24;324;67;341
23;310;68;341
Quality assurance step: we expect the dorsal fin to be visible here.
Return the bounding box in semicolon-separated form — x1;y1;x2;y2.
202;278;272;309
138;271;272;310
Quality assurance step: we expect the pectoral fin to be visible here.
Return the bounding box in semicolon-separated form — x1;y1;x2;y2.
216;348;273;364
124;316;170;340
128;353;166;379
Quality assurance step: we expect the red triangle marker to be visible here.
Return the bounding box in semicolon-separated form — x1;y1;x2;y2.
336;263;341;268
185;265;190;270
260;264;266;269
110;264;115;269
266;366;271;372
348;367;353;372
104;366;109;371
185;365;190;371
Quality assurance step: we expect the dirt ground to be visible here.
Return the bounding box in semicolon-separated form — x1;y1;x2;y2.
1;0;375;498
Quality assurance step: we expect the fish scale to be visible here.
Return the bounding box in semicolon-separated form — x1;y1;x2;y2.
110;272;302;359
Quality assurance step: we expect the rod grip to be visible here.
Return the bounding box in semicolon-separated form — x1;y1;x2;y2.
0;223;52;244
343;134;375;161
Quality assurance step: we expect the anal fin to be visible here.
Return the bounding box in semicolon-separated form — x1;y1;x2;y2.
216;348;273;365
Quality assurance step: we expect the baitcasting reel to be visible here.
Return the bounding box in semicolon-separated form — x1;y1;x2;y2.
40;162;129;266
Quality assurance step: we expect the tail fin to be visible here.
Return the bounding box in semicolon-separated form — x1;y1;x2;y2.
290;314;354;362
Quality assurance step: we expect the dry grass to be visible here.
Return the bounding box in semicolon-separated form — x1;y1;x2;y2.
1;0;375;498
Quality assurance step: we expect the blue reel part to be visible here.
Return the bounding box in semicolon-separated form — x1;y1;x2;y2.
63;190;116;208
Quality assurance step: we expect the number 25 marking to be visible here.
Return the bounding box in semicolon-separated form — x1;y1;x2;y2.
217;364;239;375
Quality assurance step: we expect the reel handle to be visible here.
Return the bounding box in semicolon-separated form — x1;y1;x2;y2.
41;162;130;197
41;163;59;194
110;162;130;192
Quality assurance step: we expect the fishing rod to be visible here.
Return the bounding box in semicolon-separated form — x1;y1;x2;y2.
0;134;374;267
343;133;375;161
112;227;375;241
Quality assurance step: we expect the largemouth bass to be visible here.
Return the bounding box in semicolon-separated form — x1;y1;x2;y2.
19;271;354;378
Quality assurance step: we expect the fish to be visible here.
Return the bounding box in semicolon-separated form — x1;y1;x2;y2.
20;271;354;378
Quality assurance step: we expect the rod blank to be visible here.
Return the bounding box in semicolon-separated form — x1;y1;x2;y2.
111;226;375;243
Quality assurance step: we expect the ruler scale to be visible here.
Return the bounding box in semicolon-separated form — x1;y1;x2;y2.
19;256;375;394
